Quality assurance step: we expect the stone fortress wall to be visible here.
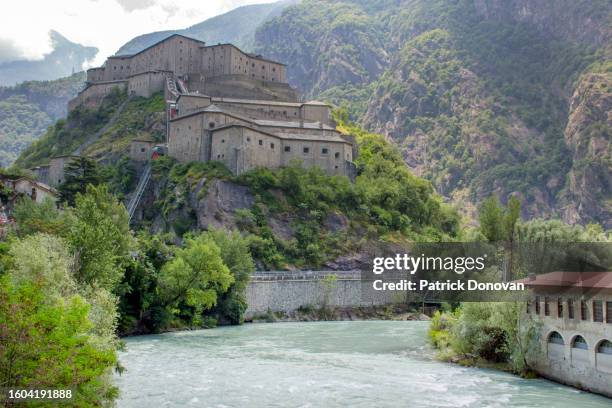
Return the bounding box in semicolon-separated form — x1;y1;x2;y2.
65;33;356;180
71;35;291;111
245;271;406;319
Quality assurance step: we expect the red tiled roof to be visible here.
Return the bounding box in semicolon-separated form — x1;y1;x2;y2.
517;271;612;289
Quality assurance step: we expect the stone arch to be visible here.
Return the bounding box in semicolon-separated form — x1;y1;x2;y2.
547;331;565;360
571;335;588;350
570;334;589;367
595;339;612;373
547;331;564;345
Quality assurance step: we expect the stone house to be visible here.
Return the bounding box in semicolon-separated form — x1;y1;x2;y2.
523;271;612;397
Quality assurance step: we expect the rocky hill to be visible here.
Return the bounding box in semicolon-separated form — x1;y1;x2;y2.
0;72;85;167
253;0;611;228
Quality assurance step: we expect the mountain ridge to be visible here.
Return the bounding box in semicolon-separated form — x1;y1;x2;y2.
253;0;611;227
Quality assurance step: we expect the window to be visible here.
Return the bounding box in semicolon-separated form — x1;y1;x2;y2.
252;63;255;67
141;148;146;153
246;137;251;142
209;122;215;128
284;146;290;152
272;67;276;72
270;143;275;149
221;139;225;143
544;297;550;316
557;298;563;318
598;340;612;355
568;299;574;319
593;300;603;322
535;296;540;315
258;140;263;146
526;300;531;314
335;152;340;159
548;331;564;345
607;302;612;323
321;147;329;154
572;335;588;350
581;300;588;321
303;147;309;154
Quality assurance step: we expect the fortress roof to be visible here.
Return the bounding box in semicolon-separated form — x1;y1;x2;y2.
172;106;335;131
111;34;207;59
517;271;612;290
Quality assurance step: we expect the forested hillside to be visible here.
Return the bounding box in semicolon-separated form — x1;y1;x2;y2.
253;0;611;227
0;72;85;167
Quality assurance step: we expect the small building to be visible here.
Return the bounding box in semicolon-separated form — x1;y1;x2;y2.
522;271;612;397
129;137;158;162
0;175;58;206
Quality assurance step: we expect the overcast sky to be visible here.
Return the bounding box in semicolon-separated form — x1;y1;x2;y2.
0;0;276;66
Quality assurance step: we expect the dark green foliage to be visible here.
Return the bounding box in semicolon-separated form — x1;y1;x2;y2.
117;232;174;334
478;195;522;242
207;229;255;325
58;157;103;206
69;184;131;290
0;277;118;406
100;155;137;199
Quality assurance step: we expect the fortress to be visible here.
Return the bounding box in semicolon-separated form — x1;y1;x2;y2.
66;34;356;179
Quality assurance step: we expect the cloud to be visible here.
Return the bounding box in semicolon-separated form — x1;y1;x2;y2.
0;37;25;64
115;0;157;12
0;0;278;66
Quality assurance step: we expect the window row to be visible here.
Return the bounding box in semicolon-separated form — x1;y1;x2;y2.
528;297;612;323
547;332;612;355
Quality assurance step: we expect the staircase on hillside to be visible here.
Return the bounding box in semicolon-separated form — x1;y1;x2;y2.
126;164;151;224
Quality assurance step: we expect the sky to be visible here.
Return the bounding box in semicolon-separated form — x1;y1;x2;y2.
0;0;276;66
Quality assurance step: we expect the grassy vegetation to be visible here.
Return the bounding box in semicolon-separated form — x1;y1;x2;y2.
14;88;127;168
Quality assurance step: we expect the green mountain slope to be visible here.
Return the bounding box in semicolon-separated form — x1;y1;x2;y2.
0;72;85;167
116;0;296;55
14;89;165;169
253;0;611;227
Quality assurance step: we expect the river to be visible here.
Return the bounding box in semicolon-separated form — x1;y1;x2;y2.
115;321;611;407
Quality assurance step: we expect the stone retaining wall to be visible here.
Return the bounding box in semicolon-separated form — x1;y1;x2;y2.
245;270;406;318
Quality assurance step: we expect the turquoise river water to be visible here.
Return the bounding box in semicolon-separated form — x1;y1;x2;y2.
115;321;611;407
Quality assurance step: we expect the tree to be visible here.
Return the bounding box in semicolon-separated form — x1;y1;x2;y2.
117;232;174;334
0;277;118;406
503;195;521;242
206;229;255;324
69;184;131;290
12;196;74;237
478;195;505;242
159;234;234;325
59;157;102;206
1;233;120;405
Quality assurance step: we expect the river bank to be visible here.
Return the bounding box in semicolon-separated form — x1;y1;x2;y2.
246;303;431;323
